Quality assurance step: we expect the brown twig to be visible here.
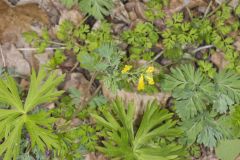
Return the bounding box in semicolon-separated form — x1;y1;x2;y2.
204;0;213;17
72;84;103;118
192;45;214;53
0;45;6;67
17;47;66;51
70;62;79;72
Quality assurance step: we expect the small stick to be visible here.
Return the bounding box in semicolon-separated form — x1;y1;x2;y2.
0;45;6;67
204;0;213;17
17;47;66;51
192;45;214;53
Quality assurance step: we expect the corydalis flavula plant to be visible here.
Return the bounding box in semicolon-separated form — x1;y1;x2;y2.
92;99;185;160
0;69;65;160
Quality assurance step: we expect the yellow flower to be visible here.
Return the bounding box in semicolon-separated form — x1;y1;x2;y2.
146;66;155;73
146;76;155;85
138;74;145;91
121;65;132;73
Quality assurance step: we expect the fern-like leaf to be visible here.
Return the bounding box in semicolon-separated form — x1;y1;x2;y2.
79;0;113;20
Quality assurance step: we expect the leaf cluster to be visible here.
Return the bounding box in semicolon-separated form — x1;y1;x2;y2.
0;69;65;160
92;99;186;160
161;64;240;148
122;22;159;60
60;0;114;20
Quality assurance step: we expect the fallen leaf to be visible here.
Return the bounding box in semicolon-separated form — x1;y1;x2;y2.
85;153;108;160
211;52;229;70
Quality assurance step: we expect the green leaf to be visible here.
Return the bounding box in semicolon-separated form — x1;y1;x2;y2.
0;74;23;111
181;112;225;148
79;0;114;20
0;69;65;160
162;64;215;119
216;139;240;160
214;70;240;104
92;99;185;159
24;68;65;112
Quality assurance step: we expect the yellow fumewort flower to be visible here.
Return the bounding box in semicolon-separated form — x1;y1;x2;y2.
146;76;155;85
121;65;132;73
146;66;155;73
138;74;145;91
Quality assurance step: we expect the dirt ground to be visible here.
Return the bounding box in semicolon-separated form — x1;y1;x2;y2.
0;0;48;43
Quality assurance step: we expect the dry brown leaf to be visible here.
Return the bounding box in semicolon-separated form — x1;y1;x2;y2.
85;153;108;160
111;0;130;24
211;52;229;70
167;0;207;14
20;78;29;90
234;36;240;51
59;9;84;25
45;103;55;110
63;73;91;100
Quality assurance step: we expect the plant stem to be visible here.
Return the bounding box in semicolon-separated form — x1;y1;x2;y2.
87;72;98;92
72;84;102;119
144;51;164;67
17;47;66;51
206;0;231;18
204;0;213;17
192;45;214;53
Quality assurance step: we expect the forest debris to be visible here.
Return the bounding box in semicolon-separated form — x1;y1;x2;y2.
85;153;108;160
102;85;170;118
0;44;30;75
211;52;229;70
59;9;84;25
63;73;91;99
3;0;39;6
111;0;130;24
234;36;240;51
20;78;29;90
45;103;55;110
125;1;147;21
167;0;207;14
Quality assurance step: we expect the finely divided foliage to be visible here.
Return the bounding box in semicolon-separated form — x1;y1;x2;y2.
0;69;64;160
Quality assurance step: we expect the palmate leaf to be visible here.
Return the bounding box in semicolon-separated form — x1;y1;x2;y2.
162;64;215;119
216;139;240;160
0;75;23;111
181;112;226;148
213;70;240;113
24;69;65;112
92;99;185;160
79;0;114;20
0;68;65;160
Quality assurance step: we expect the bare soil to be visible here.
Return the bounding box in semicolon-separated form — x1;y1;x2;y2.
0;0;49;43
